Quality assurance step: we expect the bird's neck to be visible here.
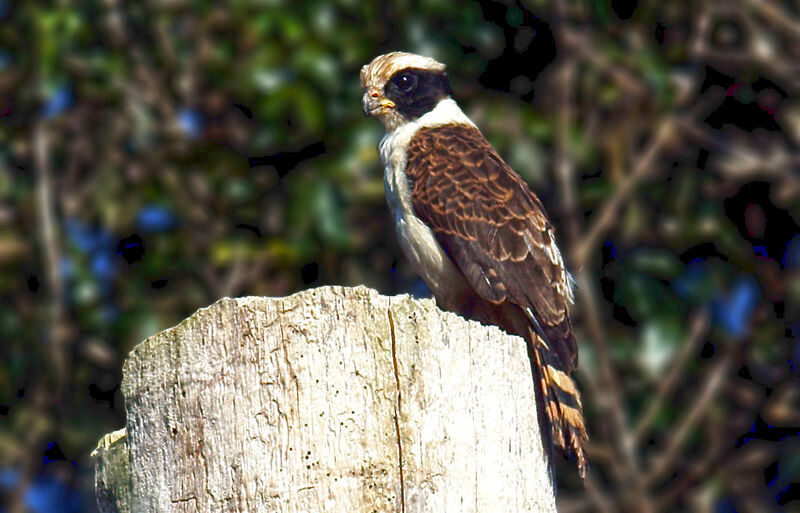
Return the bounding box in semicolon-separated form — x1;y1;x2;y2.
383;97;475;135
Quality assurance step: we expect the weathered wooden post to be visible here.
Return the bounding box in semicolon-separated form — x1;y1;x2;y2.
92;286;557;512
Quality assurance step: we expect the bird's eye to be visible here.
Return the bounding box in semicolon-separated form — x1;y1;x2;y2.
394;73;418;93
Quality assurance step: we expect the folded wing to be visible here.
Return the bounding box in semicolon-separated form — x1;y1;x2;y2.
405;123;587;475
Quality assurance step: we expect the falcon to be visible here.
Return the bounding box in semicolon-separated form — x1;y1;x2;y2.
361;51;587;477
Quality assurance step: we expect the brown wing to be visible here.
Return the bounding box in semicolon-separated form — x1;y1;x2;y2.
405;123;588;476
405;123;576;370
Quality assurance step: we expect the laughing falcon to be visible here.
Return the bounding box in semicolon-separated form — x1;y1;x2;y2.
361;51;587;477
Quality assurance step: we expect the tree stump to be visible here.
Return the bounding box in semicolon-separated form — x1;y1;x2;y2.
92;285;557;512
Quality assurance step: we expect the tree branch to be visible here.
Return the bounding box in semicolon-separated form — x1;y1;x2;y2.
9;121;69;513
644;350;734;487
633;310;710;443
561;28;649;99
571;116;677;268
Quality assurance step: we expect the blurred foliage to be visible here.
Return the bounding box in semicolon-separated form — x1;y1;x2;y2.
1;0;799;512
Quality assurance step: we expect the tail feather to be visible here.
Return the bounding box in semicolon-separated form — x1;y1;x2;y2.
528;327;588;478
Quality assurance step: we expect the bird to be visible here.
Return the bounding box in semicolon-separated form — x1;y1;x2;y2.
361;51;587;478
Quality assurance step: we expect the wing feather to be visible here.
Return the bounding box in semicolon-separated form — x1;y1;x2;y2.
406;123;577;370
404;123;587;475
405;123;587;475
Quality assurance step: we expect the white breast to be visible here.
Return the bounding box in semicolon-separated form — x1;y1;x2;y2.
378;99;476;302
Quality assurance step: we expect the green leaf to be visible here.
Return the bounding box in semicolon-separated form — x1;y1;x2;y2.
639;317;682;378
629;249;684;279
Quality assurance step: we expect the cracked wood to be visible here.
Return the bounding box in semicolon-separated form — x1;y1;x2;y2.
92;286;556;513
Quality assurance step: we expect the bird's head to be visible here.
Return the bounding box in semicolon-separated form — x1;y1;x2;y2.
361;52;453;131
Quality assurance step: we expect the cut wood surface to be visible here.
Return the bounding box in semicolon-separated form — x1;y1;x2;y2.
92;285;556;512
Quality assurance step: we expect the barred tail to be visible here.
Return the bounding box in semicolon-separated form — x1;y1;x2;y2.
528;327;588;479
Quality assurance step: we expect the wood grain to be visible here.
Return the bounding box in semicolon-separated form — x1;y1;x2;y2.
92;286;556;513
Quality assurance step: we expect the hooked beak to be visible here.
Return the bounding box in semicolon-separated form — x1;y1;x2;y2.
362;90;395;117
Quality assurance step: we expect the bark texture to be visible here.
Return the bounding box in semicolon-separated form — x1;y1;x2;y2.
92;285;556;513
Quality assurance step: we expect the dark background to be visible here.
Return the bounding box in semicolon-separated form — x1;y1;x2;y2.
1;1;799;512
